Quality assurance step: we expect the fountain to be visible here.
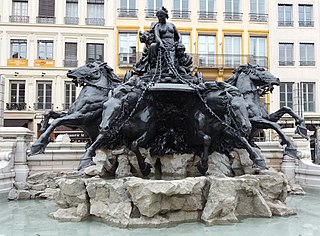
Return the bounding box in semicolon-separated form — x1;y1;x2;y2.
21;7;310;227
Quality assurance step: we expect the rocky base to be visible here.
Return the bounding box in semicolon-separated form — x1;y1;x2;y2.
50;170;295;227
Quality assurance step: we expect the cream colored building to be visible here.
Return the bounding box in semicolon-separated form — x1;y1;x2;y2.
268;0;320;135
0;0;115;137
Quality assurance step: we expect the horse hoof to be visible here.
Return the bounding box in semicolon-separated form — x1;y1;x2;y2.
29;143;45;156
197;161;208;175
78;159;96;170
253;159;268;170
284;148;301;159
295;126;308;140
141;163;152;176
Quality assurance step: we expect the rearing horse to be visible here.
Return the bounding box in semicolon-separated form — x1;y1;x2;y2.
29;62;120;155
226;64;308;159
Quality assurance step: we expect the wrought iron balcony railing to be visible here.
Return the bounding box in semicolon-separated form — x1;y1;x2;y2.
193;54;268;69
34;103;53;110
9;15;29;23
249;13;268;22
36;16;56;24
117;8;138;17
6;102;26;110
224;12;243;21
145;9;157;18
64;60;78;68
118;53;139;66
299;21;314;27
65;17;79;25
299;61;315;66
278;21;293;27
171;10;191;19
279;61;295;66
198;11;217;20
85;18;105;26
120;53;268;69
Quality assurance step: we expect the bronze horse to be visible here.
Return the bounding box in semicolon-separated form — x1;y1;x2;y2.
226;64;308;158
78;78;257;176
29;62;120;155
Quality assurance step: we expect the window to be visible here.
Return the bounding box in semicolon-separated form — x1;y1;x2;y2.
86;0;104;25
280;82;293;108
65;0;78;24
37;0;55;23
224;0;242;21
278;4;292;26
299;4;313;27
300;43;314;66
36;81;52;110
145;0;162;17
302;82;315;112
118;0;137;17
64;82;76;110
279;43;294;66
86;43;104;63
199;0;216;20
8;81;26;110
64;43;77;67
250;36;267;67
38;40;53;60
172;0;190;19
119;32;137;66
181;33;190;53
10;0;29;23
250;0;267;22
198;34;216;67
224;35;241;67
11;39;27;59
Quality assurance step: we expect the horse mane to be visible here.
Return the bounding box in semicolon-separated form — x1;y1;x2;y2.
225;63;265;85
99;63;121;85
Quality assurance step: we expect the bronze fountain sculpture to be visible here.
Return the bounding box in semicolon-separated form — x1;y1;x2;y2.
29;7;308;177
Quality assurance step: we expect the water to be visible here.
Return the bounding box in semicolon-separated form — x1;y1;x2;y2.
0;188;319;236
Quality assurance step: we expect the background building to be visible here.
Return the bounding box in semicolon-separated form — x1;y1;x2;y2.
0;0;318;142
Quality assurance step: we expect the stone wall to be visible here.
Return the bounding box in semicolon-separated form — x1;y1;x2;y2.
0;127;33;197
0;75;4;127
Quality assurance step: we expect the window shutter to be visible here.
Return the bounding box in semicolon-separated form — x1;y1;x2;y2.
39;0;55;17
65;43;77;60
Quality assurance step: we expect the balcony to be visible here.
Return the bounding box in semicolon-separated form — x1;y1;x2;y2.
299;21;314;27
198;11;217;20
249;13;268;22
36;16;56;24
6;103;26;111
9;15;29;23
193;54;268;69
279;61;295;66
64;60;78;68
85;18;105;26
278;21;293;27
117;8;138;17
64;17;79;25
118;53;139;67
145;9;157;18
224;12;243;21
171;10;191;19
34;103;53;110
299;61;315;66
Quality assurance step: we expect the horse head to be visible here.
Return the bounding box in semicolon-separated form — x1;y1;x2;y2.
224;91;252;136
66;62;120;88
229;64;280;94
